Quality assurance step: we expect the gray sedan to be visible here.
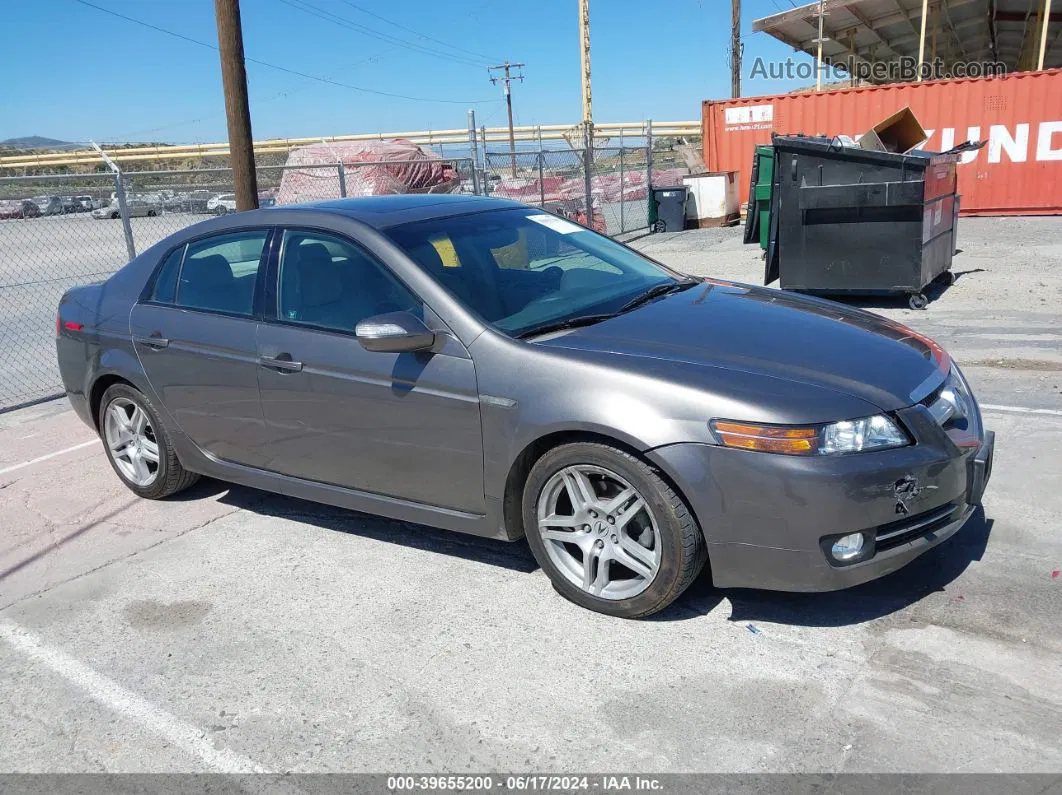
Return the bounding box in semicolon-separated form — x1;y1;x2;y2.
56;195;994;617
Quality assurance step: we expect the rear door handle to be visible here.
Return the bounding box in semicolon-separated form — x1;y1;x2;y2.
258;355;303;373
134;334;169;349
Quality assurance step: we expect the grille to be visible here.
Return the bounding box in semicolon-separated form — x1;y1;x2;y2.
874;501;962;552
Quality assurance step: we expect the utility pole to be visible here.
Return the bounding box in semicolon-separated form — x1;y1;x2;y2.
215;0;258;211
578;0;592;128
488;61;524;178
578;0;594;228
730;0;741;98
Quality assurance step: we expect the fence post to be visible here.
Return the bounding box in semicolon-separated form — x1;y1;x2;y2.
619;129;625;233
583;123;594;229
645;119;654;228
467;109;480;195
337;162;347;198
537;126;545;208
480;125;488;192
113;170;136;260
91;142;136;260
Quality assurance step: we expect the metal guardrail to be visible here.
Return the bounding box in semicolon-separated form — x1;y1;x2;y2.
0;121;701;170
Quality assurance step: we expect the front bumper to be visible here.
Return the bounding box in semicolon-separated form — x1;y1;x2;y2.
647;405;994;592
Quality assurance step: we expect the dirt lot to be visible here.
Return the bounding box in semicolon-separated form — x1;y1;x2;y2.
0;217;1060;774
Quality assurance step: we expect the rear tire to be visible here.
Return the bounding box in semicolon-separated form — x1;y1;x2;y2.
98;383;199;500
522;442;706;618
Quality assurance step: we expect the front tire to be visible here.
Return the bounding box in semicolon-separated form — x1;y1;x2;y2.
522;442;706;618
98;383;199;499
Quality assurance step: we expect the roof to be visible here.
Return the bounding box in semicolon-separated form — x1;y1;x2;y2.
752;0;1061;84
305;194;522;228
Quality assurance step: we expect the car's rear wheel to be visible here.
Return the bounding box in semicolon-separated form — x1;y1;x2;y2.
98;383;199;499
523;442;706;618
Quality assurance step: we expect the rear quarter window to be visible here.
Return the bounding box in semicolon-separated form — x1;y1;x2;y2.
151;245;185;304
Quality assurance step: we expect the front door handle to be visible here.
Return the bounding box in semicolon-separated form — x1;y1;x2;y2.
134;334;169;349
259;354;303;373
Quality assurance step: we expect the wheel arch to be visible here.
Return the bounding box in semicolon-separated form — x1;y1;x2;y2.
501;430;697;544
89;374;137;431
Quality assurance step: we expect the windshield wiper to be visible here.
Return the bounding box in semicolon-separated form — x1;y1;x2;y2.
618;279;700;313
515;313;618;339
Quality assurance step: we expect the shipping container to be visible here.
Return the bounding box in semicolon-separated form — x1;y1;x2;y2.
703;69;1062;216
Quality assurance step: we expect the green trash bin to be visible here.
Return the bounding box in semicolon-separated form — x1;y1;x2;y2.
743;145;776;250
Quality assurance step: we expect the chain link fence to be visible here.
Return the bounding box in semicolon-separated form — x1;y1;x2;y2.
0;135;691;412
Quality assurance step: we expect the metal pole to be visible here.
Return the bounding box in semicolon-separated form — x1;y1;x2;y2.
480;125;488;193
337;163;347;198
646;119;653;229
114;169;136;261
467;109;481;195
916;0;929;80
537;126;545;207
583;123;594;229
1039;0;1054;70
91;142;135;260
816;0;825;91
215;0;259;210
619;130;625;233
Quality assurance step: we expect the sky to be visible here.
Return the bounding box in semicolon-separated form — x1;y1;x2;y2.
1;0;821;145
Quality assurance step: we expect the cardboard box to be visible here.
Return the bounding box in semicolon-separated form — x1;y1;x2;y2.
858;106;927;153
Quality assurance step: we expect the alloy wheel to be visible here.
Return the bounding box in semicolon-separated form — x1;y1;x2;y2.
103;397;160;487
536;464;660;600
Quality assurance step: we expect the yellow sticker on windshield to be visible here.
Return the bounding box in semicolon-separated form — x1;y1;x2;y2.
429;235;461;267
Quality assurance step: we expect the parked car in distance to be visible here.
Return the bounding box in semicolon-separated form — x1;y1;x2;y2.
0;199;42;219
91;200;159;219
207;193;237;215
61;196;83;213
56;195;994;618
33;196;64;215
74;195;96;212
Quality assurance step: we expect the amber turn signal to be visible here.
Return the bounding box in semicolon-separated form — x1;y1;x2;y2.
710;420;819;455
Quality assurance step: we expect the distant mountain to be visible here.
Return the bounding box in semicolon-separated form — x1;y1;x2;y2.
0;136;83;151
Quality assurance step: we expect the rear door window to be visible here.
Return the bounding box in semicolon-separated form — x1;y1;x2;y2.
175;231;268;316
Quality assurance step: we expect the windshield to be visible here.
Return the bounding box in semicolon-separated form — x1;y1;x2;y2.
385;208;679;337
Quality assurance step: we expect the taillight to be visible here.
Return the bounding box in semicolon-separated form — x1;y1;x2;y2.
57;313;83;336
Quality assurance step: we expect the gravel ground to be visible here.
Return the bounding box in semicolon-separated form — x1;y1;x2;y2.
0;215;1059;777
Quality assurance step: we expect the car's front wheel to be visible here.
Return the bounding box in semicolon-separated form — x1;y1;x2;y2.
98;383;199;499
523;442;706;618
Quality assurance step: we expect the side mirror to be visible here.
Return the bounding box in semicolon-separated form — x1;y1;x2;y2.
355;311;436;354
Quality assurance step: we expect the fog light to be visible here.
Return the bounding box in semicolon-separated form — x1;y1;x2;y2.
831;533;865;562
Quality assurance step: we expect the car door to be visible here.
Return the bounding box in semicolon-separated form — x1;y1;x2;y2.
129;228;272;467
255;227;485;514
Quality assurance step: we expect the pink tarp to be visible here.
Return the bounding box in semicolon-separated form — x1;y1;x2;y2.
491;168;688;204
276;139;459;205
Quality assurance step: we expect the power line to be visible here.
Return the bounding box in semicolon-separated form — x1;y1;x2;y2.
336;0;501;63
277;0;487;68
70;0;493;104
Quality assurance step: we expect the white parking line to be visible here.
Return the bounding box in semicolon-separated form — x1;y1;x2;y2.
0;620;268;773
981;403;1062;417
0;439;98;477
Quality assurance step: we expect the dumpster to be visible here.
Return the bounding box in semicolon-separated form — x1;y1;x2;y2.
742;145;775;249
766;135;958;310
651;186;688;233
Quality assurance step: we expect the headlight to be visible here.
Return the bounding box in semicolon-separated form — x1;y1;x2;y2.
711;415;909;456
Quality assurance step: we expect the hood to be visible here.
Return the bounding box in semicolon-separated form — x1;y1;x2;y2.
536;280;946;412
